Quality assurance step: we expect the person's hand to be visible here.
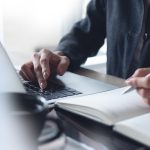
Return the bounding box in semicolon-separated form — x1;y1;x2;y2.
125;68;150;104
19;49;70;89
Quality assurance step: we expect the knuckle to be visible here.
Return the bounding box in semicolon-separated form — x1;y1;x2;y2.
135;68;143;75
40;58;47;64
62;56;70;64
41;49;47;53
63;56;68;61
33;52;39;58
62;55;67;59
41;49;51;54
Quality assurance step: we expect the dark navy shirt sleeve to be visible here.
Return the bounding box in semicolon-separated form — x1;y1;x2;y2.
56;0;106;71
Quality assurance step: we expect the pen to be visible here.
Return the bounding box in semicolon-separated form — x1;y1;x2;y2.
122;73;150;95
122;86;135;95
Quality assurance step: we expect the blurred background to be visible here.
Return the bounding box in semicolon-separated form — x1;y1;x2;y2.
0;0;106;72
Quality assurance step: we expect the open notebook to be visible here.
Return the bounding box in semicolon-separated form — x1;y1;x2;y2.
55;87;150;147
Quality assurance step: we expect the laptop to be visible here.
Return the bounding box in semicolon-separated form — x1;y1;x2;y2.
0;42;117;104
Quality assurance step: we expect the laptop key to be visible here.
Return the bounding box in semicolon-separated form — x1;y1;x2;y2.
59;90;75;96
72;91;82;95
51;92;66;98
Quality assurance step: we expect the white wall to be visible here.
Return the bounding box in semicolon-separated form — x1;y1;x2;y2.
2;0;107;73
3;0;90;53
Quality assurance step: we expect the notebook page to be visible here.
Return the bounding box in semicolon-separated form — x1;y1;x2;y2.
56;87;150;125
114;113;150;147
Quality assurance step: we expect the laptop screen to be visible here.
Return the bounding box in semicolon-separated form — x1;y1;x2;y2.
0;42;26;93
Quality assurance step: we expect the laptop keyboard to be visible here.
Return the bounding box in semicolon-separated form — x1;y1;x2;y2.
23;81;82;100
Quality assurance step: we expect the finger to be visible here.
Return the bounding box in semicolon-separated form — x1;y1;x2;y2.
20;62;36;81
132;68;150;77
57;56;70;75
40;51;51;80
126;76;150;89
19;70;30;81
32;53;47;89
136;88;150;99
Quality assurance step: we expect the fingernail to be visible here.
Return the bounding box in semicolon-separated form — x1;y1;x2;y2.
125;80;131;85
40;82;45;89
43;72;47;79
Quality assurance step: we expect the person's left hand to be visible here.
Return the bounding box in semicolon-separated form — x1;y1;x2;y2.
125;68;150;104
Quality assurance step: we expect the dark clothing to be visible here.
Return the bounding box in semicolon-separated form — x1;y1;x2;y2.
57;0;150;79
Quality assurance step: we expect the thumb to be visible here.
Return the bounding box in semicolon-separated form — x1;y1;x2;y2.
57;56;70;75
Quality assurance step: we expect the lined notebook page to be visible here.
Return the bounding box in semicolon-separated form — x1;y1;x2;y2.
56;87;150;125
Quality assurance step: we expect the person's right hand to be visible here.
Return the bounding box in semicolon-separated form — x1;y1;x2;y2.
19;49;70;89
126;68;150;104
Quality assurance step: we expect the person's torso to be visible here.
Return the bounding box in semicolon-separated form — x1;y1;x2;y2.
103;0;150;78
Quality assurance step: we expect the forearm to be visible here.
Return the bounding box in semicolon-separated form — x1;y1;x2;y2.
56;0;106;71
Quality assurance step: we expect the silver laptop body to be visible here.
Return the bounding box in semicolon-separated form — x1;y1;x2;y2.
0;42;116;103
0;43;25;93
